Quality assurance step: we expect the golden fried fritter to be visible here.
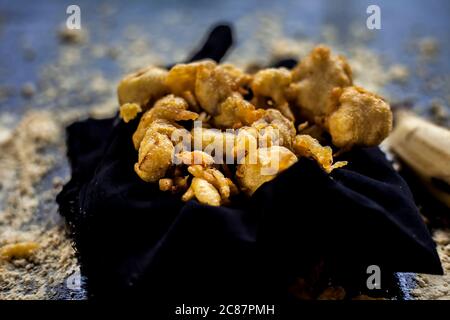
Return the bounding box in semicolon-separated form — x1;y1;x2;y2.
189;177;222;206
293;135;347;173
175;150;215;166
327;86;392;148
134;126;175;183
132;94;198;149
134;120;190;182
167;61;255;123
233;126;259;162
159;175;188;193
195;62;240;114
181;186;195;202
159;178;174;192
188;165;237;201
233;109;296;162
117;65;169;107
165;60;215;106
191;127;235;159
220;63;253;90
120;52;393;205
192;127;232;147
251;68;295;120
213;93;264;129
166;60;249;115
289;46;353;125
119;103;142;123
252;109;297;149
236;146;298;195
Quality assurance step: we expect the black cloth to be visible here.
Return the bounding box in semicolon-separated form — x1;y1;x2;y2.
56;24;442;301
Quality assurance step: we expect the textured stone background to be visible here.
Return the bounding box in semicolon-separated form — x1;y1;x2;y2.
0;0;448;300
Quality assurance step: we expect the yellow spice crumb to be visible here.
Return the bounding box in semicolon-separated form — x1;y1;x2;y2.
0;242;39;261
119;103;142;123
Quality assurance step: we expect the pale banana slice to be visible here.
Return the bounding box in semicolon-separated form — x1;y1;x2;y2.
386;111;450;207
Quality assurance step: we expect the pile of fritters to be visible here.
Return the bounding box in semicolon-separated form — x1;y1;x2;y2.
117;45;392;206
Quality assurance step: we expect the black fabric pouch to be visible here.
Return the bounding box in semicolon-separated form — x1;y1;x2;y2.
56;24;442;302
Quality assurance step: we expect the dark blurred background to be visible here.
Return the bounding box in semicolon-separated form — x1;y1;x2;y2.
0;0;449;120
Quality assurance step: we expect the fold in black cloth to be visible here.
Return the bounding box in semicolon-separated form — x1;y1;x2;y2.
57;24;442;301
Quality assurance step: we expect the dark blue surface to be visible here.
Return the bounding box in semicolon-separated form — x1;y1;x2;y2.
0;0;449;116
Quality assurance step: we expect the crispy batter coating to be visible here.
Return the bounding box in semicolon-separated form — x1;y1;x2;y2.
119;103;142;123
175;150;215;166
251;68;295;120
252;109;297;149
132;94;198;149
158;175;188;193
134;120;190;183
289;46;353;125
117;65;169;107
159;178;174;192
119;51;393;205
233;126;259;162
213;93;264;129
134;124;175;183
327;86;392;148
189;177;222;206
166;61;249;115
233;109;296;162
165;60;215;105
181;186;195;202
293;135;347;173
187;165;237;202
195;62;241;114
0;242;39;260
236;146;298;195
191;127;236;160
220;64;253;90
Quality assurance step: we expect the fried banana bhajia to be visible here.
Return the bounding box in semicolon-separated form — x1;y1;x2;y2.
251;68;295;121
134;122;177;182
166;60;249;113
185;177;222;207
293;135;347;173
187;165;238;201
236;146;298;195
289;45;353;126
118;45;392;205
117;65;169;110
195;62;249;114
119;103;142;123
165;60;213;108
191;127;236;157
252;109;297;149
327;86;393;148
213;93;264;129
132;94;198;149
175;150;215;166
